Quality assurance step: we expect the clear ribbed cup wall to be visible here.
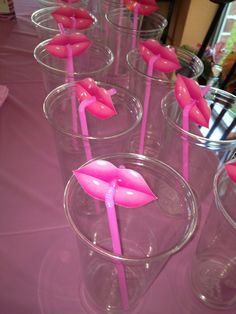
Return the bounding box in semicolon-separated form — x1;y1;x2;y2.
191;166;236;309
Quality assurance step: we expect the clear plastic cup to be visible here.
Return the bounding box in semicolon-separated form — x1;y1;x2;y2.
34;38;114;93
191;165;236;309
104;8;168;88
31;6;98;41
159;87;236;202
64;153;198;313
43;82;143;184
127;47;204;157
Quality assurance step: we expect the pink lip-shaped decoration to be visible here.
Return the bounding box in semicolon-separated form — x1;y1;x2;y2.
45;33;91;58
51;7;94;30
225;160;236;183
124;0;159;15
76;78;117;119
175;74;211;128
139;39;181;73
73;160;157;208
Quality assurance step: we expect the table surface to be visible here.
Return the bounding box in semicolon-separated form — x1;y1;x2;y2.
0;1;235;313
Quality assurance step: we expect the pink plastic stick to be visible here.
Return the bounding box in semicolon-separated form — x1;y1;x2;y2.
65;44;79;142
105;179;129;310
71;16;77;30
78;88;117;160
182;101;195;181
139;54;160;154
57;23;78;139
58;22;65;34
66;44;74;83
114;1;124;75
131;4;139;49
78;97;95;160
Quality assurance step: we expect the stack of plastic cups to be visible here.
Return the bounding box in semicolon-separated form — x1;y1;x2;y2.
104;8;167;88
127;47;204;158
159;87;236;202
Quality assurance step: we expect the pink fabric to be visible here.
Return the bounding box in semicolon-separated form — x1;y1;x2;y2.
0;2;236;313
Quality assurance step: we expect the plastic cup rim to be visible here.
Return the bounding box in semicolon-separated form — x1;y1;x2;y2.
126;47;204;83
34;38;114;76
43;81;143;140
31;6;98;33
105;7;168;34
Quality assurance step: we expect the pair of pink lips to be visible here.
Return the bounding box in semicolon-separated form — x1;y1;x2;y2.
124;0;159;15
175;75;211;128
73;160;157;208
76;78;117;119
45;33;91;58
225;160;236;184
51;7;94;30
139;39;181;73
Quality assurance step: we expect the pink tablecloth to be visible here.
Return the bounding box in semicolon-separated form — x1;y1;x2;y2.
0;1;235;313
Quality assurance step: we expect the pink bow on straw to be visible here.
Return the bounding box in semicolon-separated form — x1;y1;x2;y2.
225;160;236;183
140;39;181;73
45;33;91;58
51;7;94;30
76;78;117;119
73;159;157;208
175;74;211;128
124;0;159;15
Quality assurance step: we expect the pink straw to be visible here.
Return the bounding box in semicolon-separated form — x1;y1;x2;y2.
105;179;129;311
57;23;78;141
78;97;95;160
131;4;139;49
182;86;210;181
78;88;117;160
114;0;124;75
182;101;195;181
139;54;160;154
